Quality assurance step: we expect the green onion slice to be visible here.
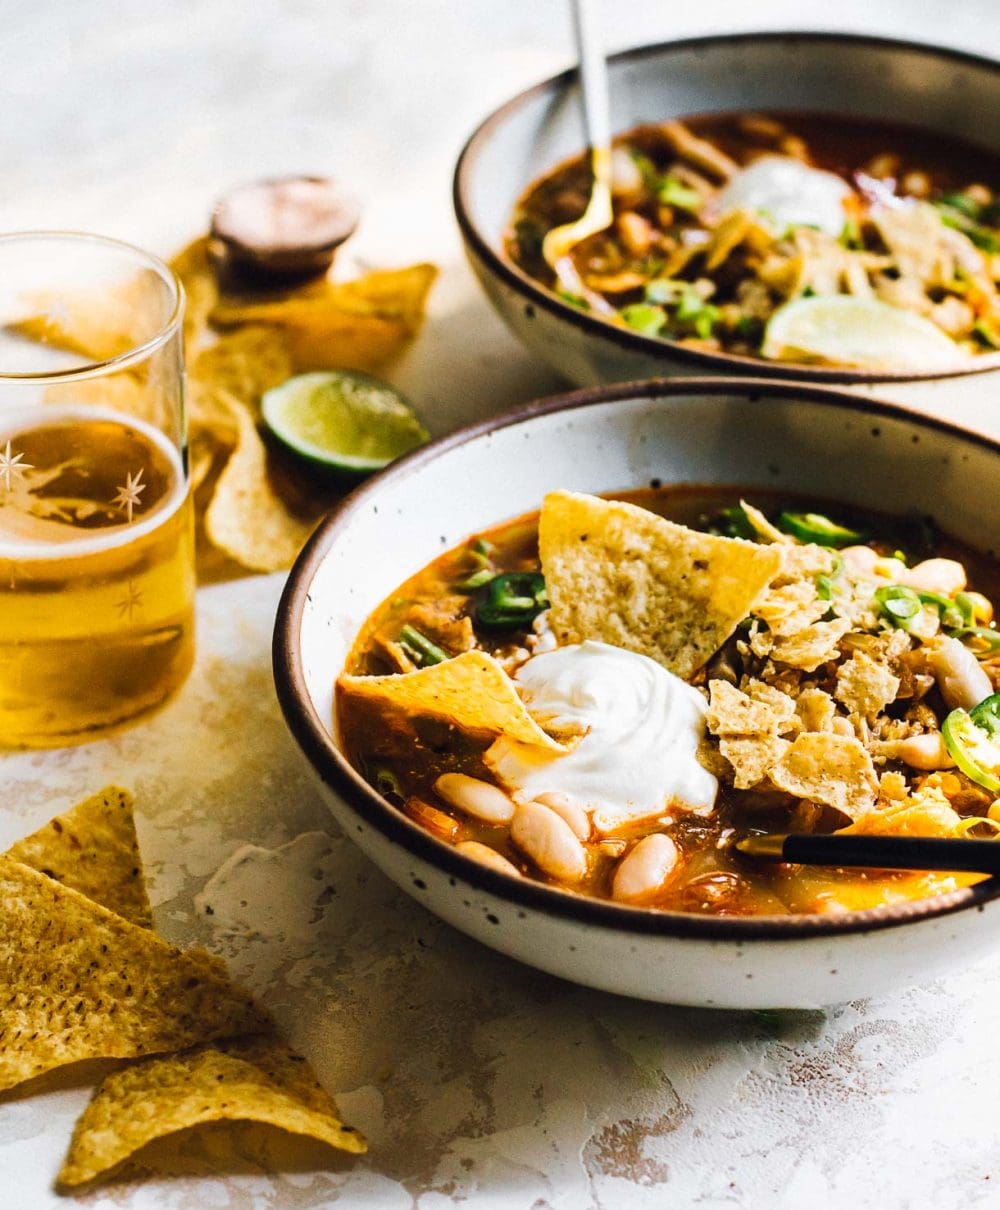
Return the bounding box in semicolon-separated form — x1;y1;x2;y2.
658;176;703;212
816;551;846;601
942;703;1000;794
398;624;449;667
874;584;922;628
475;572;549;631
619;303;667;336
918;590;968;630
776;511;865;547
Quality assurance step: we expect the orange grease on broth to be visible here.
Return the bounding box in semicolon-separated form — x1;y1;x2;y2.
337;487;1000;916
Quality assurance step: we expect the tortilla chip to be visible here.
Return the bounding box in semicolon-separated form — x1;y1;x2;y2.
43;372;149;416
3;786;151;929
190;327;293;422
9;276;156;363
209;264;437;373
719;733;791;789
539;491;782;678
168;237;219;350
212;263;436;326
770;732;878;819
770;617;851;671
338;650;564;751
58;1035;366;1188
835;650;901;720
204;393;313;572
0;857;268;1091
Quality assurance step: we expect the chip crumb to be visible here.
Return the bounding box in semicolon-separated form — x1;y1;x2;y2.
795;687;838;734
57;1034;366;1188
770;617;852;671
719;733;792;789
835;650;902;720
770;732;879;819
706;679;795;736
753;578;829;637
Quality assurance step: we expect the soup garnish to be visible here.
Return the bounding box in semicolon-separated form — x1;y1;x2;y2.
337;488;1000;915
505;112;1000;370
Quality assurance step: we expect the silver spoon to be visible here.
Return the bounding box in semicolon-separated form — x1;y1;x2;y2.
541;0;618;316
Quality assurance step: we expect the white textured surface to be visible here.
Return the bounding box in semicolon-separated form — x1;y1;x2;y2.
4;2;1000;1206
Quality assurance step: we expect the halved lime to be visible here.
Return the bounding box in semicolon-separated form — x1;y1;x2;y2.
761;295;965;372
262;371;429;475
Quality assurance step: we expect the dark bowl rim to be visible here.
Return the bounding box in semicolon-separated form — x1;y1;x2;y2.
453;29;1000;385
273;375;1000;943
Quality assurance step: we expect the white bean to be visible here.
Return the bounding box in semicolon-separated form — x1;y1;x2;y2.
879;732;955;771
932;636;993;711
902;558;967;596
434;774;515;824
612;834;680;904
455;841;521;877
534;792;591;840
510;800;588;883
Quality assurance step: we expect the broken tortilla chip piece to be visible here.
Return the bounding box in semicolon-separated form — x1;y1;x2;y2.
0;857;268;1091
204;392;314;572
4;786;151;929
538;491;782;679
835;650;901;720
58;1035;366;1189
719;734;792;790
769;617;851;672
338;650;564;752
770;732;878;819
706;680;796;736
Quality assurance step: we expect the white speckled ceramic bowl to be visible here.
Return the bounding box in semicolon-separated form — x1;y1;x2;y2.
454;32;1000;422
274;380;1000;1009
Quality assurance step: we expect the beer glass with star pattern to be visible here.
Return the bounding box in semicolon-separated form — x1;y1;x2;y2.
0;233;195;745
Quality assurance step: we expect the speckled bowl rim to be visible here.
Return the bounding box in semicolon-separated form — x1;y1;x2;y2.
274;378;1000;941
453;30;1000;385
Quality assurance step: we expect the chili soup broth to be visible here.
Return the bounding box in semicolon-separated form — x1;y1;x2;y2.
337;489;1000;917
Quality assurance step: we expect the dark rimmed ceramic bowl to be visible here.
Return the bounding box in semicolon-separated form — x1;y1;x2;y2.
453;32;1000;424
274;379;1000;1008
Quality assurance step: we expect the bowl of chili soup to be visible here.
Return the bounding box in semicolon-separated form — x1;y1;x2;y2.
274;379;1000;1008
454;33;1000;426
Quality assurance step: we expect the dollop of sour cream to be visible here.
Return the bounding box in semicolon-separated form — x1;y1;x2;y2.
485;641;717;835
717;155;852;237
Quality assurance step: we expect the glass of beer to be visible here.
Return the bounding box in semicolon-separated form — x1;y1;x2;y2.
0;232;195;746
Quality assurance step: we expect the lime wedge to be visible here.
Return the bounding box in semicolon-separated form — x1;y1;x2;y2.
262;371;429;475
761;296;966;372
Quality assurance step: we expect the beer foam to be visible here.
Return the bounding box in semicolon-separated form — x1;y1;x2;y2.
0;405;188;561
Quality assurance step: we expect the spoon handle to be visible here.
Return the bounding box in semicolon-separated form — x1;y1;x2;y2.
571;0;611;158
736;832;1000;874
